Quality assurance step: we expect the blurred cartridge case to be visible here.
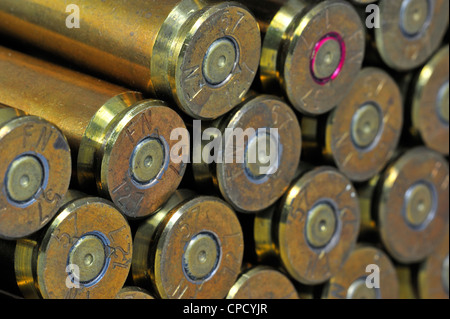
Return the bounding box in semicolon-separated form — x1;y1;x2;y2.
116;287;154;299
0;0;261;120
358;147;449;264
322;245;399;299
0;105;71;240
226;266;299;299
403;46;449;156
254;166;361;285
132;190;244;299
351;0;377;4
366;0;448;71
418;231;449;299
241;0;365;115
192;95;301;213
0;46;188;219
0;190;133;299
301;67;403;182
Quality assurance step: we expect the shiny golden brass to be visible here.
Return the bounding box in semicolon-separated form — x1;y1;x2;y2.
358;147;449;263
132;190;244;299
193;95;301;213
242;0;365;115
226;266;298;299
0;47;188;219
322;246;399;299
0;105;71;240
302;67;403;182
408;46;449;155
255;166;360;285
418;232;449;299
0;0;261;120
373;0;448;70
13;190;132;299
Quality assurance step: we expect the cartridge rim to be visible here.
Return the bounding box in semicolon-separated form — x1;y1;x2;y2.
0;116;71;240
378;147;449;263
170;3;261;120
326;68;403;182
283;0;365;115
154;196;243;299
323;246;399;299
277;167;360;285
412;46;449;155
216;95;301;213
17;197;132;299
226;266;298;299
375;0;449;71
99;100;187;218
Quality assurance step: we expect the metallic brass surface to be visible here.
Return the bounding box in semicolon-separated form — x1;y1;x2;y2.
410;46;449;155
0;106;71;240
116;287;154;299
375;147;449;263
244;0;365;115
255;167;360;285
418;232;449;299
226;266;299;299
193;95;301;213
375;0;449;71
132;190;244;299
322;246;399;299
14;190;132;299
0;0;261;120
324;67;403;182
0;47;188;219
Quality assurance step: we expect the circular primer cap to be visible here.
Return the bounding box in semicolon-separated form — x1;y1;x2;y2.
377;147;449;263
0;115;71;240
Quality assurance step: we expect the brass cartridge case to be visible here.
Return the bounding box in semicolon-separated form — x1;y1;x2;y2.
366;0;448;71
0;46;188;219
132;190;244;299
358;147;449;264
192;94;302;213
0;190;133;299
0;0;261;120
322;245;399;299
404;45;449;156
240;0;365;115
301;67;403;182
0;105;71;240
254;166;361;285
226;265;299;299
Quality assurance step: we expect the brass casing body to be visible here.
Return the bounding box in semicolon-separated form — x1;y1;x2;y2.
0;47;187;219
0;0;261;119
